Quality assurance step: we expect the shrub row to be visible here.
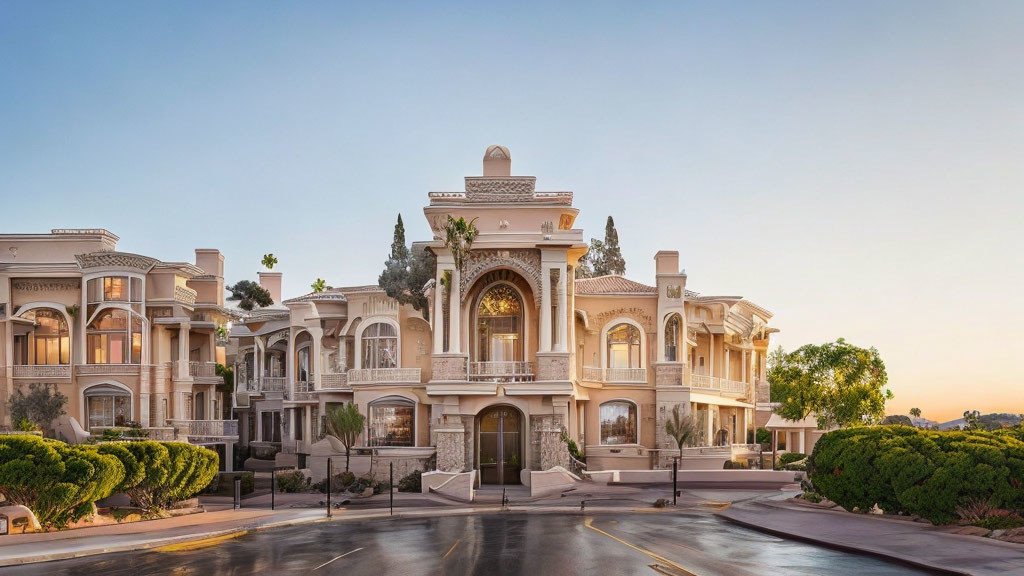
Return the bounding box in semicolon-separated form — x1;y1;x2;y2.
808;426;1024;524
0;435;218;528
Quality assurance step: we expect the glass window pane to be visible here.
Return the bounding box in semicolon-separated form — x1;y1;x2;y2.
368;403;414;446
600;401;637;445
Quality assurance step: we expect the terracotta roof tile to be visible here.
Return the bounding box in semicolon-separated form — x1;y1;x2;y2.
574;275;657;295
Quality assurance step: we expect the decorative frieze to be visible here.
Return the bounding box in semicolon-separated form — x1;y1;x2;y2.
464;176;536;199
75;251;158;271
460;249;542;306
591;307;655;333
174;285;197;306
12;278;80;293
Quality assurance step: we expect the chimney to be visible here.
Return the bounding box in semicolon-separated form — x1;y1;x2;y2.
654;251;680;276
258;271;282;304
195;249;226;307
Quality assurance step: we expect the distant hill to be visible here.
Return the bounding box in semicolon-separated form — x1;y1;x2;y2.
937;413;1022;431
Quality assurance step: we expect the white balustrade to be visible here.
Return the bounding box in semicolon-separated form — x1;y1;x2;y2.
347;367;422;385
12;365;71;378
468;361;534;382
581;367;646;383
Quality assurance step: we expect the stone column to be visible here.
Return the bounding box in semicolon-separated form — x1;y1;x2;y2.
708;334;715;377
725;348;731;381
555;267;567;352
540;267;552;352
433;265;444;354
705;404;714;446
742;350;748;384
798;429;806;454
448;266;460;354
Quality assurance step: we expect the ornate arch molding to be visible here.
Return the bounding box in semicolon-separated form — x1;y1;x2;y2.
590;307;655;334
460;249;542;307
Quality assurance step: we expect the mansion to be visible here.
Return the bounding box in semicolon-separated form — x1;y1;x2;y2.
0;230;239;467
229;146;778;483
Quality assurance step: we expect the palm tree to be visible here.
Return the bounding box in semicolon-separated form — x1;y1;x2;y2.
327;403;365;472
664;405;698;454
440;215;478;275
909;407;922;418
262;253;278;270
311;278;326;293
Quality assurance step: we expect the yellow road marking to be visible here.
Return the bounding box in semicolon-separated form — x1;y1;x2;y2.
443;539;461;559
155;530;249;552
584;518;700;576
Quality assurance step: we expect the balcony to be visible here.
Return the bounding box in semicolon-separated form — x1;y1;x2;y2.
468;361;535;383
320;372;349;390
11;365;71;379
689;374;749;396
347;367;422;385
167;419;239;440
188;361;218;378
76;364;142;376
261;376;286;394
582;367;647;384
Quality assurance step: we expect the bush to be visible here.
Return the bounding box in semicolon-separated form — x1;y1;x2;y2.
782;457;808;471
276;471;307;493
723;460;749;469
0;435;125;529
96;443;144;494
312;471;355;493
974;514;1024;530
779;452;806;466
122;441;217;513
756;427;771;446
809;426;1024;524
397;470;422;492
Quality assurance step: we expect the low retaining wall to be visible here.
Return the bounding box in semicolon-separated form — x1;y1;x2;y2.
528;466;581;498
585;469;799;484
421;470;476;502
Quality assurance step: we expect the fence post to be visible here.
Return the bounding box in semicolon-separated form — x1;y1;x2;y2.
672;456;679;506
327;457;333;518
233;475;241;510
271;468;276;510
389;462;394;517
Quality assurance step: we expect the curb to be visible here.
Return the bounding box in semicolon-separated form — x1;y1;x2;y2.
716;507;971;576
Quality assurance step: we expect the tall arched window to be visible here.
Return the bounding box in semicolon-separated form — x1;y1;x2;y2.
475;284;523;362
87;309;143;364
606;323;641;369
84;384;131;429
368;396;415;447
14;308;70;365
600;400;637;445
361;323;398;369
664;314;681;362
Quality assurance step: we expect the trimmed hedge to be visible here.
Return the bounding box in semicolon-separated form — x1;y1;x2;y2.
809;426;1024;524
0;435;125;529
0;436;219;526
779;452;806;466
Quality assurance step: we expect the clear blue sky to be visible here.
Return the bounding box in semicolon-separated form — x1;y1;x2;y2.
2;1;1022;420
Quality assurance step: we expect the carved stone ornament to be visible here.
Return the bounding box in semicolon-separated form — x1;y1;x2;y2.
591;307;655;333
459;249;542;306
12;278;80;292
75;251;158;271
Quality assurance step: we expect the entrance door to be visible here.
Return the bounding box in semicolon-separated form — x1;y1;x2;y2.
477;406;522;485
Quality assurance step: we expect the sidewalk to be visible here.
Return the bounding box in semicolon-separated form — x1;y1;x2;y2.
718;495;1024;576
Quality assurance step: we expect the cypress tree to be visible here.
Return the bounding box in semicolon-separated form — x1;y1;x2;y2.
601;216;626;275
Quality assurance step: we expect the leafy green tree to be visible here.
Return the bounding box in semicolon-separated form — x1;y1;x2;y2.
227;280;273;310
261;253;278;270
881;415;913;426
327;403;365;472
576;238;604;278
769;338;890;429
664;405;698;452
311;278;327;293
909;407;922;418
963;410;981;430
598;216;625;275
8;382;67;433
216;364;234;418
379;214;437;317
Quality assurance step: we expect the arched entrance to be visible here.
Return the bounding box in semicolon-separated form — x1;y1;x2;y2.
477;405;523;485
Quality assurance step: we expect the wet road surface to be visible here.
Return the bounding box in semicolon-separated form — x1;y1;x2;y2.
8;513;936;575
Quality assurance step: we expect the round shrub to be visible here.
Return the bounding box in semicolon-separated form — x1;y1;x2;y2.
397;470;422;492
96;443;145;494
779;452;806;466
276;470;307;493
809;426;1024;524
0;435;125;529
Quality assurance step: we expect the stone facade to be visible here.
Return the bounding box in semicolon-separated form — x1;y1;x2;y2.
535;352;571;381
654;362;684;387
431;355;468;381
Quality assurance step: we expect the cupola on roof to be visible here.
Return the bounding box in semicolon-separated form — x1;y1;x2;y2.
483;145;511;176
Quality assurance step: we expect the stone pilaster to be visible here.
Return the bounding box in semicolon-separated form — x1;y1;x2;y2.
530;413;569;471
654;362;684;387
535;352;570;381
434;414;468;472
431;354;468;381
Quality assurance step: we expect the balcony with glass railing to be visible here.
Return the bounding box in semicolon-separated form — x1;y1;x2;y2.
348;367;422;385
468;361;534;383
581;366;647;384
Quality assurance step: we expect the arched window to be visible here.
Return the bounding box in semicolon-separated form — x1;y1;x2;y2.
664;314;681;362
84;384;131;429
606;323;641;369
475;284;523;362
14;308;70;365
87;308;143;364
368;397;415;447
361;323;398;369
600;400;637;445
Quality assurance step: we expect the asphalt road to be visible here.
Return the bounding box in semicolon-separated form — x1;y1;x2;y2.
8;513;934;576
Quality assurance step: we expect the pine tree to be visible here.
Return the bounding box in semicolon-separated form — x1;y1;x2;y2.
379;214;411;304
601;216;625;275
378;214;436;318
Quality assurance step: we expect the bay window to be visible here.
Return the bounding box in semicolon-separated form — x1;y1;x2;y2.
87;308;143;364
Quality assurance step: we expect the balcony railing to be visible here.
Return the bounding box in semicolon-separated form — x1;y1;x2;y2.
11;365;71;379
348;367;422;385
582;366;647;384
167;419;239;439
468;361;535;382
76;364;142;376
689;374;750;396
320;372;349;389
261;377;286;393
188;361;218;378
